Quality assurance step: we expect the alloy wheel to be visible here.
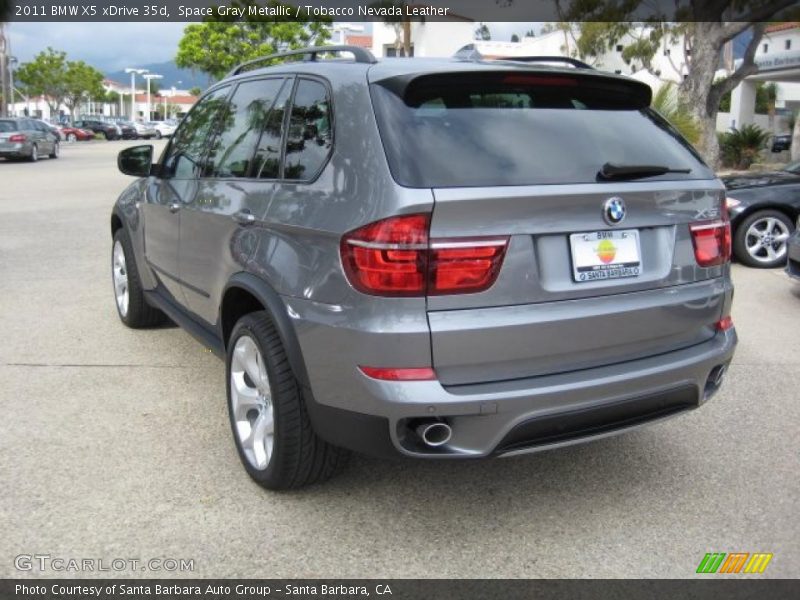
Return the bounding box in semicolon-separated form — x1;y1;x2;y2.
230;335;275;471
745;217;791;264
112;240;129;317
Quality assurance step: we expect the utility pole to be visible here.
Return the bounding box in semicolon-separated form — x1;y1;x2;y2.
124;67;147;119
0;23;9;118
143;73;162;122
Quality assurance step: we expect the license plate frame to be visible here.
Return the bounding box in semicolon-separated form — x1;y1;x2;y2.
569;229;642;283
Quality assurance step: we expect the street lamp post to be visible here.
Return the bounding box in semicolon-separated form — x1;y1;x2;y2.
124;67;147;120
143;73;162;122
8;56;17;117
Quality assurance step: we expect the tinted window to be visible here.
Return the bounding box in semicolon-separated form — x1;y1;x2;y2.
163;87;230;179
283;79;332;181
252;81;293;179
371;73;712;188
0;120;15;132
206;78;284;178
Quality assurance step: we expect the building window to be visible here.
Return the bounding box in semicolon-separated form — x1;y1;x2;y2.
616;44;623;52
786;40;792;50
614;69;622;74
763;43;769;53
663;48;671;56
384;45;414;57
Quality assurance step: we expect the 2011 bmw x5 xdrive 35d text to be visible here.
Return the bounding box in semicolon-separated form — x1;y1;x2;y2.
110;46;737;490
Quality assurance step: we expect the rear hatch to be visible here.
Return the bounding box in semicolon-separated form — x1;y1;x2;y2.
371;68;729;385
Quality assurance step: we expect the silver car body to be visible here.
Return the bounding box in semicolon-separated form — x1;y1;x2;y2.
0;118;59;160
112;56;736;459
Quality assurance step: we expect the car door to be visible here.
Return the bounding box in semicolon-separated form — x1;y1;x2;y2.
178;76;290;324
142;86;231;306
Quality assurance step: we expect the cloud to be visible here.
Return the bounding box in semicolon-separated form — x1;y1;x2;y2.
7;22;186;72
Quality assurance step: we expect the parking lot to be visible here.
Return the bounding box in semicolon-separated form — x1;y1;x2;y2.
0;141;798;578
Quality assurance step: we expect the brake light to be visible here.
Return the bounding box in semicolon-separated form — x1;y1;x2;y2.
689;220;731;267
359;366;436;381
716;316;734;331
340;214;509;296
8;134;26;142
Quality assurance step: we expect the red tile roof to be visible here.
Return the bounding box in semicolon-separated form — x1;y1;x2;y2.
765;22;799;33
345;34;373;48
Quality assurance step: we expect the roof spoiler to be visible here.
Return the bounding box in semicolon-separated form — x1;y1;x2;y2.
454;46;594;70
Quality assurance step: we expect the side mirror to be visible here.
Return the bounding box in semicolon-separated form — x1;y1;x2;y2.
118;145;153;177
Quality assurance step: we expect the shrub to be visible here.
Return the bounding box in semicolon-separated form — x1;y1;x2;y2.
718;124;770;169
651;83;701;146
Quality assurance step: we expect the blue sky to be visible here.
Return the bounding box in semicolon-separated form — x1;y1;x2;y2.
7;22;537;72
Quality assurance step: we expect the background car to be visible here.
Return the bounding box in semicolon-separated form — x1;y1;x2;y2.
0;117;60;161
723;163;800;267
73;119;120;140
145;120;177;139
771;133;792;153
114;120;138;140
59;126;95;142
130;121;157;139
36;119;64;141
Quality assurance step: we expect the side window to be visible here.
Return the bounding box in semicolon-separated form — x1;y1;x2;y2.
162;86;230;179
206;78;285;178
283;79;332;181
252;80;293;179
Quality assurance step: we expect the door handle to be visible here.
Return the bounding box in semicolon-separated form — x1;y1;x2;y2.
168;203;181;213
232;209;256;226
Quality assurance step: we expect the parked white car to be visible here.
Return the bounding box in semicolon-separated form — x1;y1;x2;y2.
146;120;177;139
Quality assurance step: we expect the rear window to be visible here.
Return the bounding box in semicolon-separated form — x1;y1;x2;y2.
0;120;16;133
371;72;712;188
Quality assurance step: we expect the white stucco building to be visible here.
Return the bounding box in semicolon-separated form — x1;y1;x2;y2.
371;16;475;58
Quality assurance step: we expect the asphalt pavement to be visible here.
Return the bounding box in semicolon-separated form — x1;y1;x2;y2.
0;141;798;578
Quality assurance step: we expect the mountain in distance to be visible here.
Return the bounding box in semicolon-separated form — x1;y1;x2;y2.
105;61;210;92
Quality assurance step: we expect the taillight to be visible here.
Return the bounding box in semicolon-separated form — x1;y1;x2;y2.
8;134;26;142
689;220;731;267
340;214;509;296
716;316;734;331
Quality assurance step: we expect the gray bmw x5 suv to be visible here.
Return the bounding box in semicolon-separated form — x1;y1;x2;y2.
110;46;737;489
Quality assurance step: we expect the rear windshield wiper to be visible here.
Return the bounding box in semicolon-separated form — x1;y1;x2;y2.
598;162;692;181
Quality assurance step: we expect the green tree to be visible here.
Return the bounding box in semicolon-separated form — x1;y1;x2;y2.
651;82;700;146
511;33;520;43
475;23;491;41
553;1;797;168
175;1;330;80
62;60;104;120
15;47;68;116
189;86;203;97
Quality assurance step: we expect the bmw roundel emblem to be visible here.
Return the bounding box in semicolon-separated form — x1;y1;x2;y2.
603;197;627;225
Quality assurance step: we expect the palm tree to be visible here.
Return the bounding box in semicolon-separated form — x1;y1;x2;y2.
651;82;700;146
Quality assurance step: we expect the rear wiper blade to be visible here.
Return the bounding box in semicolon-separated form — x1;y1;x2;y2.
598;162;691;181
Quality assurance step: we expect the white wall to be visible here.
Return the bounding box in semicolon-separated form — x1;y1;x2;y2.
372;21;475;57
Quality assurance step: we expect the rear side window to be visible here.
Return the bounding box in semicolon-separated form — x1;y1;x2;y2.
206;78;285;178
252;81;293;179
371;72;712;188
283;79;332;181
0;120;15;132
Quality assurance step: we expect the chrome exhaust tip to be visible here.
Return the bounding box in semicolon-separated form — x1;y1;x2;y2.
416;421;452;447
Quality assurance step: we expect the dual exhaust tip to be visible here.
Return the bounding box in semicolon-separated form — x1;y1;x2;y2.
415;420;452;447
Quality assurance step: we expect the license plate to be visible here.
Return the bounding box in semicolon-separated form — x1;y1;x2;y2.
569;229;641;282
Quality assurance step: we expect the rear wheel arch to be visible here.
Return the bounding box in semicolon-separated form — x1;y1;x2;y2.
734;203;799;231
220;274;310;388
111;212;124;237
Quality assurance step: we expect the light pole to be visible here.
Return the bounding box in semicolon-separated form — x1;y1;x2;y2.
124;68;147;120
143;73;162;122
8;56;17;117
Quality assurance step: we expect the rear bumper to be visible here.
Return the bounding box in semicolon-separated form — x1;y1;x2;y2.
293;289;737;457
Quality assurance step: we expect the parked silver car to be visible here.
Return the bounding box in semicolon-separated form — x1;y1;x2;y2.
110;46;737;490
0;117;60;161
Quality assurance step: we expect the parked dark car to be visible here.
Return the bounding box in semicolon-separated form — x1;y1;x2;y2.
0;117;60;161
723;164;800;267
115;120;139;140
73;119;120;140
771;134;792;153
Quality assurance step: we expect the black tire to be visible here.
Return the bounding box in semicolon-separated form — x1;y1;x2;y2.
28;144;38;162
733;209;795;268
102;131;110;140
226;312;349;490
155;131;162;140
49;141;59;159
111;228;166;328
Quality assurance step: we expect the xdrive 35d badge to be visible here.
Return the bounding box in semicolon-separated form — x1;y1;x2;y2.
109;45;737;489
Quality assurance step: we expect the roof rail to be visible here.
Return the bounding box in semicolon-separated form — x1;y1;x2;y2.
228;45;377;77
454;47;593;70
